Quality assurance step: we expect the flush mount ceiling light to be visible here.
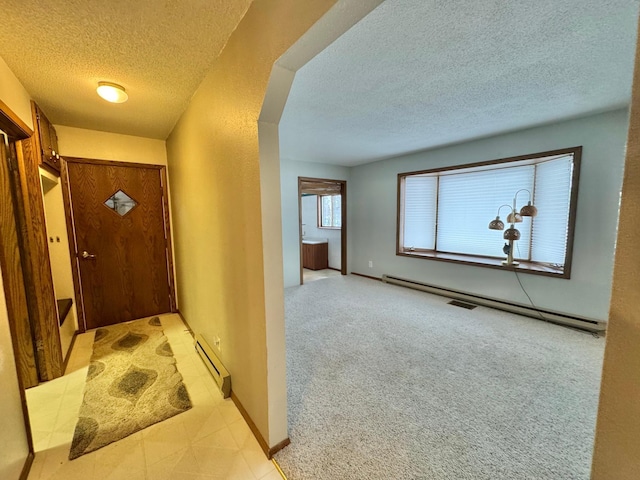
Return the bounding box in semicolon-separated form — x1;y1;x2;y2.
96;82;128;103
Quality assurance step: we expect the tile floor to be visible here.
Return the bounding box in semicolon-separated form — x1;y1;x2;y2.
26;313;283;480
302;268;342;283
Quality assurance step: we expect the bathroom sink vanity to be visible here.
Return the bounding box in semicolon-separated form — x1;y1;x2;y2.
302;238;328;270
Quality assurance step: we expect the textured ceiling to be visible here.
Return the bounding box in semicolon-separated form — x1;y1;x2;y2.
280;0;640;166
0;0;252;139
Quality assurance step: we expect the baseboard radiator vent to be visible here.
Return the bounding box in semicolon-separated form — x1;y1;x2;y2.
382;274;606;333
194;334;231;398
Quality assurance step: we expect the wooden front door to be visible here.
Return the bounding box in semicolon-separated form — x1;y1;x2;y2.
65;159;174;330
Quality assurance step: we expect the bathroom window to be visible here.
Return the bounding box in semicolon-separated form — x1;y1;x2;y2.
319;195;341;228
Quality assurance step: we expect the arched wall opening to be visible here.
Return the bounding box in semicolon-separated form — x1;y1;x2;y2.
257;0;384;448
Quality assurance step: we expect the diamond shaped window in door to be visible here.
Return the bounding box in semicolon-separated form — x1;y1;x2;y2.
104;190;138;216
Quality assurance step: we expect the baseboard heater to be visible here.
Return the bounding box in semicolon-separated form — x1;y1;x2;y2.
194;334;231;398
381;274;606;333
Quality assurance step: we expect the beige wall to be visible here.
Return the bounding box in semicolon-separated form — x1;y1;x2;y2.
0;55;31;480
55;125;167;164
0;56;32;128
40;169;78;358
591;19;640;479
0;270;30;479
55;125;178;307
166;0;336;447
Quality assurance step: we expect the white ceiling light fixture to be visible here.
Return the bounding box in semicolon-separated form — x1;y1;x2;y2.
96;82;128;103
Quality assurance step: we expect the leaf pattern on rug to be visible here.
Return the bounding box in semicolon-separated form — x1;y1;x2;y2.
69;317;192;460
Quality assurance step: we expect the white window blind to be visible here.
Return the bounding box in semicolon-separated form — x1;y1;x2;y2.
403;175;437;250
531;156;573;265
437;166;535;258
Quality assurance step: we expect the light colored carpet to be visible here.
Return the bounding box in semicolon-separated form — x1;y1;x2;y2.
69;317;191;459
275;275;604;479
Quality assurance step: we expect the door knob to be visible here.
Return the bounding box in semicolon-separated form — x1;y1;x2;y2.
81;251;96;259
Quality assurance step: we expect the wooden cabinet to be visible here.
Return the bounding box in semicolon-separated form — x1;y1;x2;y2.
33;102;61;174
302;242;328;270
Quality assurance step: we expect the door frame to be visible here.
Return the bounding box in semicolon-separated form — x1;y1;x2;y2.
0;99;36;474
298;176;347;285
61;157;177;331
1;99;64;383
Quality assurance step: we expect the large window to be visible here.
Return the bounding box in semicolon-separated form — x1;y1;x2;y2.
397;147;581;278
319;194;341;228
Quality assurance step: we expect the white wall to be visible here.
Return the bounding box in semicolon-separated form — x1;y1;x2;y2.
350;109;629;321
0;270;30;480
281;159;350;287
301;195;342;269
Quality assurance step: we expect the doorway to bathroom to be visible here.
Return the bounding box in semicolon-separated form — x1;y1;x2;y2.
298;177;347;285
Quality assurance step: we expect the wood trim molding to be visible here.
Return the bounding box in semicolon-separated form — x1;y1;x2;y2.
0;99;32;140
0;140;39;388
297;177;303;285
0;98;36;462
64;156;165;170
350;272;382;282
298;176;347;283
230;391;290;459
160;168;177;312
10;102;65;381
563;147;582;279
395;251;567;279
230;391;269;456
19;452;35;480
341;181;347;276
1;100;65;384
268;437;291;458
175;310;194;337
398;146;582;177
62;331;79;374
15;139;64;379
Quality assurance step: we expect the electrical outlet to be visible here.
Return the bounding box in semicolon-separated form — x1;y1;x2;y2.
214;336;221;352
368;260;373;268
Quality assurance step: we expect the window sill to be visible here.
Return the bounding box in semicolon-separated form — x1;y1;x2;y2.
397;250;568;278
318;226;341;230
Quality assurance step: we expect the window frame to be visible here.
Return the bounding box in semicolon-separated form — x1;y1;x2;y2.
318;194;342;229
396;146;582;279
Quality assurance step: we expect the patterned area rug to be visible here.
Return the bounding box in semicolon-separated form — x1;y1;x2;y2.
69;317;192;459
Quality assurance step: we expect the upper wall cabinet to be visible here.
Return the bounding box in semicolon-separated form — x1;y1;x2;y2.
32;102;61;174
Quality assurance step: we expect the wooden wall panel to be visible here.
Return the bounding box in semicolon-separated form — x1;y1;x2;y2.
0;139;38;388
11;105;63;380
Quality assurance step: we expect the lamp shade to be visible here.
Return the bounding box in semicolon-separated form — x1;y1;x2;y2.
520;201;537;217
488;217;504;230
503;227;521;241
507;212;523;223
